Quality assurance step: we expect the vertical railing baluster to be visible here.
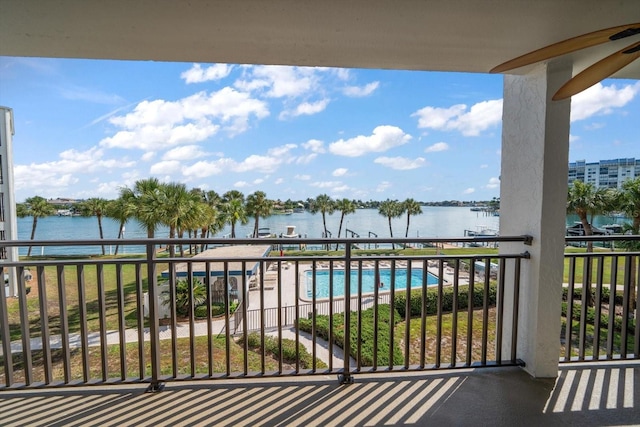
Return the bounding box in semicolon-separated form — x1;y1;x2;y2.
388;259;396;370
168;260;178;378
76;265;89;383
496;259;506;365
372;260;379;371
188;263;196;378
565;257;576;361
466;259;476;367
357;259;363;371
36;266;52;384
511;258;521;364
116;264;127;381
206;260;214;377
435;261;443;368
343;244;352;380
56;265;71;384
277;259;283;374
419;259;427;369
621;256;631;358
578;256;591;361
294;261;300;374
329;260;334;372
135;264;145;380
451;259;459;367
593;256;604;360
145;241;162;391
404;260;411;370
312;260;317;372
0;266;13;386
241;260;248;376
635;255;640;358
481;257;490;365
96;263;108;382
224;261;232;376
606;256;618;360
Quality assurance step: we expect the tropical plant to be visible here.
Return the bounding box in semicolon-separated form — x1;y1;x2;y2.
310;194;335;241
334;198;356;249
246;191;273;238
164;278;207;317
77;197;109;255
567;181;606;252
402;198;423;238
378;199;402;249
17;196;56;256
221;190;247;238
616;177;640;311
104;193;135;256
125;177;165;238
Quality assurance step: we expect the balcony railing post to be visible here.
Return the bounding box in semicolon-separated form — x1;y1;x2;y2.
339;240;353;384
145;240;163;392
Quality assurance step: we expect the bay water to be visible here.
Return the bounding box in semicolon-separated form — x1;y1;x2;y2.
16;207;627;256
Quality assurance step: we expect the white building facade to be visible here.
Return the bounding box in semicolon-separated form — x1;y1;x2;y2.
568;158;640;189
0;107;19;297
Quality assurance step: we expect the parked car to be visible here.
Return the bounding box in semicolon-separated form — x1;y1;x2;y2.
566;222;610;236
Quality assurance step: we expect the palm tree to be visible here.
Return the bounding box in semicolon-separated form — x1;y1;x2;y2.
310;194;335;240
161;182;199;257
567;181;600;252
127;177;165;238
104;194;134;256
378;199;402;249
616;177;640;311
78;197;109;255
334;198;356;250
222;190;247;238
17;196;56;256
402;198;423;238
246;191;273;238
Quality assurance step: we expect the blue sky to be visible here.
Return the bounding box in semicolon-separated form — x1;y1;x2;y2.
0;57;638;203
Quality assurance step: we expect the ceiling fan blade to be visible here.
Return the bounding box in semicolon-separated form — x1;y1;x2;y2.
491;23;640;73
552;41;640;100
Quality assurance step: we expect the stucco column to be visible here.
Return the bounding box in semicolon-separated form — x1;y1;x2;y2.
499;62;572;378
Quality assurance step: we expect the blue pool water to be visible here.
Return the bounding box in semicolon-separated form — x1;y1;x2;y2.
305;268;439;299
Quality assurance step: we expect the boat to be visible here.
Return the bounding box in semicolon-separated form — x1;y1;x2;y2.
280;225;298;238
464;225;498;237
601;224;623;234
257;227;273;238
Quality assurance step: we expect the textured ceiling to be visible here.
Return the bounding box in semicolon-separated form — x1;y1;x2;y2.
1;0;639;79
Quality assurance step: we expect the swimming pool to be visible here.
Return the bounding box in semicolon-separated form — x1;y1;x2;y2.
304;268;439;299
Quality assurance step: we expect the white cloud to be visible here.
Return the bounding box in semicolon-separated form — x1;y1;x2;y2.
332;168;348;177
58;84;125;105
181;63;233;84
100;88;269;150
302;139;326;153
329;125;412;157
412;100;503;136
234;65;319;98
253;178;264;184
14;147;135;195
569;134;580;143
274;178;284;184
343;81;380;97
295;174;311;180
280;99;330;119
310;181;342;188
141;152;156;162
295;153;318;164
463;188;476;194
376;181;392;192
234;181;250;188
150;160;182;175
571;82;640;122
480;164;488;169
162;145;210;161
424;142;449;153
486;177;500;189
374;156;426;170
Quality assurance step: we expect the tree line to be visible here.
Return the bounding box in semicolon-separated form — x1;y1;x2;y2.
16;179;426;256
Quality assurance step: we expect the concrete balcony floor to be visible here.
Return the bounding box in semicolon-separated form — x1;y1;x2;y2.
1;362;638;426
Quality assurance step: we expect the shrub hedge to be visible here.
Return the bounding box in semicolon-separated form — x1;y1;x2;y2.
243;332;325;369
562;287;626;306
298;304;404;366
194;302;226;319
393;283;498;318
561;301;636;335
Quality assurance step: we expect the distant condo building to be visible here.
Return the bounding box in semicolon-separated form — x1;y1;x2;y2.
568;158;640;189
